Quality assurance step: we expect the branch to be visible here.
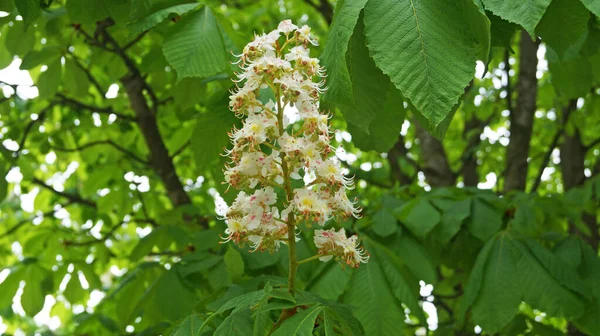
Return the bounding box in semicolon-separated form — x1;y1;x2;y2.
67;53;105;96
52;140;150;165
386;134;416;185
123;31;149;50
0;205;70;239
55;93;137;122
504;50;513;114
531;100;577;192
63;222;122;247
459;114;494;187
504;31;538;192
171;140;190;158
585;137;600;151
32;178;97;208
15;104;54;160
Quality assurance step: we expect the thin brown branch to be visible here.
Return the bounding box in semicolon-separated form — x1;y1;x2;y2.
585;137;600;151
63;222;122;247
55;93;137;121
32;178;97;208
531;100;577;192
504;50;513;114
52;140;150;165
15;104;54;160
67;53;105;96
171;140;191;158
0;204;71;239
123;31;149;50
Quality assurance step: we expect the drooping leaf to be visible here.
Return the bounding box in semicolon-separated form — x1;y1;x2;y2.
371;208;397;237
163;6;229;80
481;0;552;36
462;0;492;64
321;0;369;108
363;0;476;126
214;308;253;336
170;314;204;336
37;59;62;99
470;234;521;333
536;0;589;59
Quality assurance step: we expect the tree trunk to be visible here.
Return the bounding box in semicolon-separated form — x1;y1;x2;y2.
504;30;538;192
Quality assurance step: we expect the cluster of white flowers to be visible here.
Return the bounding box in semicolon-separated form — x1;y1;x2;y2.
314;228;369;268
222;20;368;267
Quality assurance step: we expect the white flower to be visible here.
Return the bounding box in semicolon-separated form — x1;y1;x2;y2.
313;228;369;267
278;19;298;34
295;25;318;46
285;45;309;61
293;188;330;223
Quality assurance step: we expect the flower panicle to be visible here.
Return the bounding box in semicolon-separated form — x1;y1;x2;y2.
221;20;367;267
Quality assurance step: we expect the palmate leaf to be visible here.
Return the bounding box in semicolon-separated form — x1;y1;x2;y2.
363;0;476;126
580;0;600;17
163;6;230;81
481;0;552;36
463;232;587;333
214;308;253;336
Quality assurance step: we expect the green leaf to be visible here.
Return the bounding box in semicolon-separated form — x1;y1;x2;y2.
345;244;406;335
272;305;322;336
391;232;437;285
0;159;8;202
64;275;86;303
37;59;62;99
0;268;22;308
128;3;199;34
489;13;519;49
214;308;253;336
536;0;589;59
458;236;495;320
481;0;552;36
468;197;503;241
191;93;239;171
341;16;390;132
163;6;229;80
431;198;471;243
308;263;352;301
224;246;245;281
347;83;406;152
512;239;585;319
215;289;266;315
470;234;521;333
66;0;110;26
170;314;204;336
5;21;35;56
151;269;197;322
462;0;492;64
21;264;52;316
580;0;600;17
363;0;476;126
548;54;593;99
63;58;90;97
321;0;369;108
396;198;440;238
371;208;397;237
14;0;41;23
20;47;62;70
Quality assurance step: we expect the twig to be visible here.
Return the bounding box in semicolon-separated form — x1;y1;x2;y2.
0;205;71;239
171;140;190;158
531;99;577;192
15;104;54;160
63;222;122;247
67;53;105;96
123;31;149;50
32;178;97;208
52;140;150;165
504;50;513;114
56;93;136;122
